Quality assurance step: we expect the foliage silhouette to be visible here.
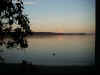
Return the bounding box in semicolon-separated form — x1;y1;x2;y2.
0;0;31;48
0;0;31;33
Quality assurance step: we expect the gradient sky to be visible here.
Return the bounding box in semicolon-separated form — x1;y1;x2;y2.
24;0;95;33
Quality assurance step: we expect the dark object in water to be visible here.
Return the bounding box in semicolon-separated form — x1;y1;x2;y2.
0;50;4;52
0;56;5;62
20;40;28;48
0;41;5;46
0;42;3;46
52;52;56;56
6;41;17;48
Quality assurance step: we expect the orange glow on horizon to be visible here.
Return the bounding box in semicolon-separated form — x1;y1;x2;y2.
56;29;64;33
57;35;63;40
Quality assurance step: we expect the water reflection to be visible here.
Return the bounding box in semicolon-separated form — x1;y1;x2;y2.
6;39;28;48
0;33;28;48
0;35;95;66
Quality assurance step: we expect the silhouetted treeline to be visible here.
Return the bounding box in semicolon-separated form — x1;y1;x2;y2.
27;32;94;35
0;32;94;37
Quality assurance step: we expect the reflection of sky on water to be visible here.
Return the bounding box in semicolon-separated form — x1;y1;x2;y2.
0;35;95;66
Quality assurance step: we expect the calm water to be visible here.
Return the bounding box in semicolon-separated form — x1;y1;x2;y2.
0;35;95;66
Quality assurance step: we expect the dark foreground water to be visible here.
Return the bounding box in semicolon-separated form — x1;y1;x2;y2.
0;35;95;66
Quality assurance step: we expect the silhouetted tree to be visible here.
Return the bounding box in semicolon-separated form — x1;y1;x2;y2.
0;0;30;48
0;0;31;33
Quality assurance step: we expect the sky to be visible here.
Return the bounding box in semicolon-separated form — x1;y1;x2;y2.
23;0;95;33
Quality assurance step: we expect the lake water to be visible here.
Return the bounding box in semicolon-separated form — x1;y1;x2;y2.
0;35;95;66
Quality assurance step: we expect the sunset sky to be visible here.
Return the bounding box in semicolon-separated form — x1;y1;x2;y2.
23;0;95;33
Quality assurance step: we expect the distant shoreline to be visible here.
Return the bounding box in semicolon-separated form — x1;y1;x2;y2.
0;32;95;36
30;32;95;35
